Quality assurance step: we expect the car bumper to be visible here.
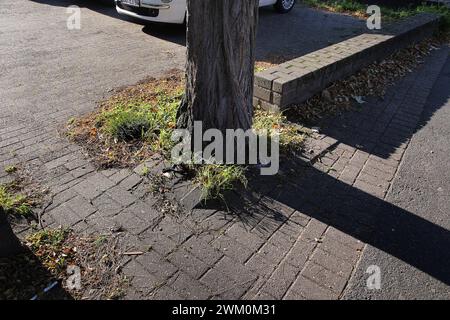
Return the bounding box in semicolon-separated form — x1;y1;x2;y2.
115;0;186;24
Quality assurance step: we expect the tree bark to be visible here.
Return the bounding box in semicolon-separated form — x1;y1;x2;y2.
177;0;259;135
0;209;24;258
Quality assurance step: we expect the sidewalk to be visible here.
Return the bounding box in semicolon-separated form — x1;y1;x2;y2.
3;45;446;300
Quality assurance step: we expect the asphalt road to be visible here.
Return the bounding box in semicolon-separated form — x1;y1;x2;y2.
344;56;450;300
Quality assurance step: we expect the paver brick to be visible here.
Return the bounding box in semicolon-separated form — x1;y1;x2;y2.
106;185;137;207
259;261;299;299
136;251;178;281
324;227;365;251
200;267;245;300
168;249;209;279
310;248;354;278
225;223;265;251
122;260;160;295
301;261;348;294
138;228;178;257
91;193;123;217
339;165;361;185
213;256;258;285
287;276;338;300
65;196;97;219
285;239;316;268
113;211;149;235
318;236;361;264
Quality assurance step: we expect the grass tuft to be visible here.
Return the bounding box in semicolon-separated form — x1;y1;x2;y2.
69;71;309;201
4;165;17;174
195;165;248;201
26;228;70;272
304;0;450;30
253;108;308;153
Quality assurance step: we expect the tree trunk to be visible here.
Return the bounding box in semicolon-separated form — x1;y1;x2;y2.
177;0;259;135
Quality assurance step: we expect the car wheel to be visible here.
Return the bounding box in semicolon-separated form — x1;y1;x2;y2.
274;0;296;13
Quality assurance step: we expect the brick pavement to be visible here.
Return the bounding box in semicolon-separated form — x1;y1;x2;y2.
1;1;449;300
2;45;446;300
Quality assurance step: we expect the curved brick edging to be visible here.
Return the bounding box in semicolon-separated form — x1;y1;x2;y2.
254;13;441;111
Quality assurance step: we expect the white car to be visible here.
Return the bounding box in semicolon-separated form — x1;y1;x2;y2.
115;0;296;24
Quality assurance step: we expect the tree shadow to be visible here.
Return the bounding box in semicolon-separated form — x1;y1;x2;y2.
197;58;450;286
301;49;450;162
201;152;450;286
29;0;140;23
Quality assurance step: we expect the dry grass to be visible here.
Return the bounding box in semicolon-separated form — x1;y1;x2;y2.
0;228;128;300
285;38;441;124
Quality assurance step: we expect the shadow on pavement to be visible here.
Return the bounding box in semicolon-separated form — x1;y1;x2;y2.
204;151;450;286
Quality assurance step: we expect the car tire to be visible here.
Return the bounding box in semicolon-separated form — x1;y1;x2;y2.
274;0;296;13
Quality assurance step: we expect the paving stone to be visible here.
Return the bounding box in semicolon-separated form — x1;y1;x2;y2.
354;179;386;198
225;223;265;252
245;253;277;277
289;211;311;228
113;211;149;235
212;256;258;286
84;210;118;232
357;172;390;190
122;260;160;294
106;185;137;207
200;267;243;299
155;216;192;245
301;261;348;294
138;229;178;257
285;239;316;268
64;158;89;171
339;165;361;185
70;165;95;179
259;261;299;299
125;201;160;227
136;251;178;281
149;285;183;300
91;193;123;217
48;204;82;227
72;180;104;200
318;236;361;264
311;248;354;278
212;235;254;264
267;228;298;249
109;168;133;184
257;242;290;266
65;196;96;219
182;236;223;267
167;272;212;299
324;227;365;251
299;219;328;243
288;276;338;300
44;152;78;170
118;173;143;191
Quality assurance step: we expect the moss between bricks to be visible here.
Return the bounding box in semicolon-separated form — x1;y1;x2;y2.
0;228;128;300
